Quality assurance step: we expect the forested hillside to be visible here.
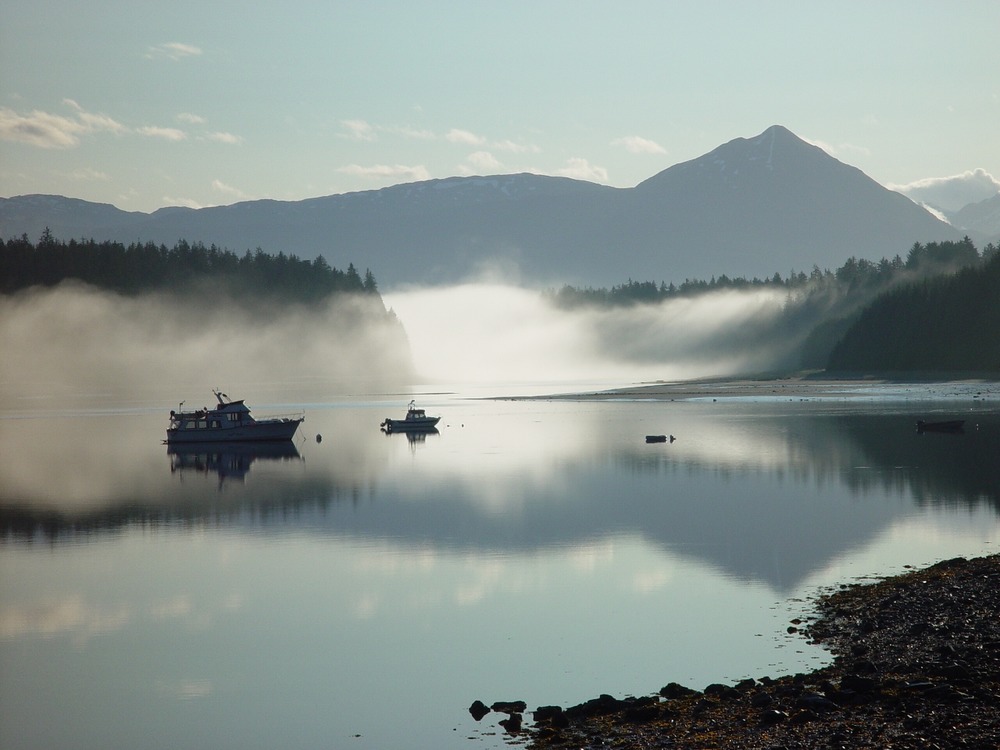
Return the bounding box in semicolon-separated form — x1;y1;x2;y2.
548;237;997;372
0;230;379;305
827;249;1000;373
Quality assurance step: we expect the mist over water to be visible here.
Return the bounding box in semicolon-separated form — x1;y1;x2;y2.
384;282;800;387
0;282;412;410
1;279;814;411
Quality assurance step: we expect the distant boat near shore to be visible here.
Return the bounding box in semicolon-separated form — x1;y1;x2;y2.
380;401;441;433
916;419;965;434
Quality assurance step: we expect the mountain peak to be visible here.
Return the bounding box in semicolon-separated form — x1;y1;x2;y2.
636;125;835;193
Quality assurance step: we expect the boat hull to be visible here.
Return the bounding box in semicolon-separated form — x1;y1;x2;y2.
166;418;303;443
382;417;440;432
916;419;965;434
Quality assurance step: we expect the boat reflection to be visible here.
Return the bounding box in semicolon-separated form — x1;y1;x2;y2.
383;426;439;444
168;440;302;484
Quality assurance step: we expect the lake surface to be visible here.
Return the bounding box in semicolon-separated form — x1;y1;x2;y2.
2;383;998;749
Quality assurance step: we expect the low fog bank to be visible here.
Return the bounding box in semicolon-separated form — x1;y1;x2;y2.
384;282;811;386
0;282;413;411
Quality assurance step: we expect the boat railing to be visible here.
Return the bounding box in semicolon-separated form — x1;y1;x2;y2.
259;410;305;423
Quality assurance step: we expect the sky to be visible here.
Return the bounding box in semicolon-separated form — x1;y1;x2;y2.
1;0;998;214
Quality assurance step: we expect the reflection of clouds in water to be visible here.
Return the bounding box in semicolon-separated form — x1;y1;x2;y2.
0;594;131;643
0;588;238;643
632;567;675;594
156;679;214;701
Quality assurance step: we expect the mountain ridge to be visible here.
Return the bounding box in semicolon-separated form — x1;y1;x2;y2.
0;125;961;287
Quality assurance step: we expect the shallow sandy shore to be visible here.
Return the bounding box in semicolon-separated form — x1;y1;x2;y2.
544;375;1000;402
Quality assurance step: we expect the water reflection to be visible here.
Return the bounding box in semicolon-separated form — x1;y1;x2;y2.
168;441;303;485
1;401;998;591
382;426;439;444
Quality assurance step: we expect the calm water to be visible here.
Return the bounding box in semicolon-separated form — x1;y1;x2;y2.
2;383;999;750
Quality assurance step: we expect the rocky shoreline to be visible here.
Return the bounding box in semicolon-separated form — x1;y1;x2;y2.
472;554;1000;749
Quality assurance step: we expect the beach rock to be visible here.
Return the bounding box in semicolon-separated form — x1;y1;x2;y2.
498;713;522;734
468;699;490;721
491;700;526;714
659;682;696;699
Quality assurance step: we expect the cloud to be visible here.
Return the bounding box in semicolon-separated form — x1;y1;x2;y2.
888;169;1000;213
205;131;243;145
446;128;486;146
466;151;502;170
612;135;667;155
490;139;540;154
0;100;125;149
338;163;431;181
557;157;608;182
0;107;84;148
146;42;203;60
211;179;247;199
177;112;206;125
137;125;187;141
340;119;376;141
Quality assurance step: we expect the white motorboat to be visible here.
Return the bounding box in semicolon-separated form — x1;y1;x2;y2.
380;401;441;432
166;390;303;443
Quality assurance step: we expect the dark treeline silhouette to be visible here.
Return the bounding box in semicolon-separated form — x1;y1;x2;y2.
827;248;1000;373
0;229;380;303
548;237;990;309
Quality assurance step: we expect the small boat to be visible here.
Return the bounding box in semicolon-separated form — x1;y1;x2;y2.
381;401;441;433
645;434;676;444
166;390;303;443
916;419;965;434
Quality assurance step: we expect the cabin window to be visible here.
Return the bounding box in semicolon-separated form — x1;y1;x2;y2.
210;420;221;429
227;413;241;423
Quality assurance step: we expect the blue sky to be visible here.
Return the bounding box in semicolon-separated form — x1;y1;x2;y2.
1;0;998;213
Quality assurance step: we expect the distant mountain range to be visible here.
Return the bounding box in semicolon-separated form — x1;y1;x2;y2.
0;125;981;287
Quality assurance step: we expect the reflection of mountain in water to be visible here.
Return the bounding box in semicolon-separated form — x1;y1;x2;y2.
3;407;997;593
169;441;303;485
830;413;1000;508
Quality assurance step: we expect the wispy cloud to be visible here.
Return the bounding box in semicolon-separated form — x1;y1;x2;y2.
146;42;203;60
612;135;667;155
137;126;186;141
557;157;608;182
338;163;431;181
211;179;247;199
340;119;376;141
0;100;125;148
446;128;486;146
466;151;502;170
0;100;247;152
205;131;243;145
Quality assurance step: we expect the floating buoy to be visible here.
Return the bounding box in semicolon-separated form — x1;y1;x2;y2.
316;434;322;443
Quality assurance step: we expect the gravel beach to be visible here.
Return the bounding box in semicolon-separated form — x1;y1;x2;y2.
480;554;1000;749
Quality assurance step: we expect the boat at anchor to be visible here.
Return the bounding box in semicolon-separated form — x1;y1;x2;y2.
166;390;303;443
380;401;441;433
